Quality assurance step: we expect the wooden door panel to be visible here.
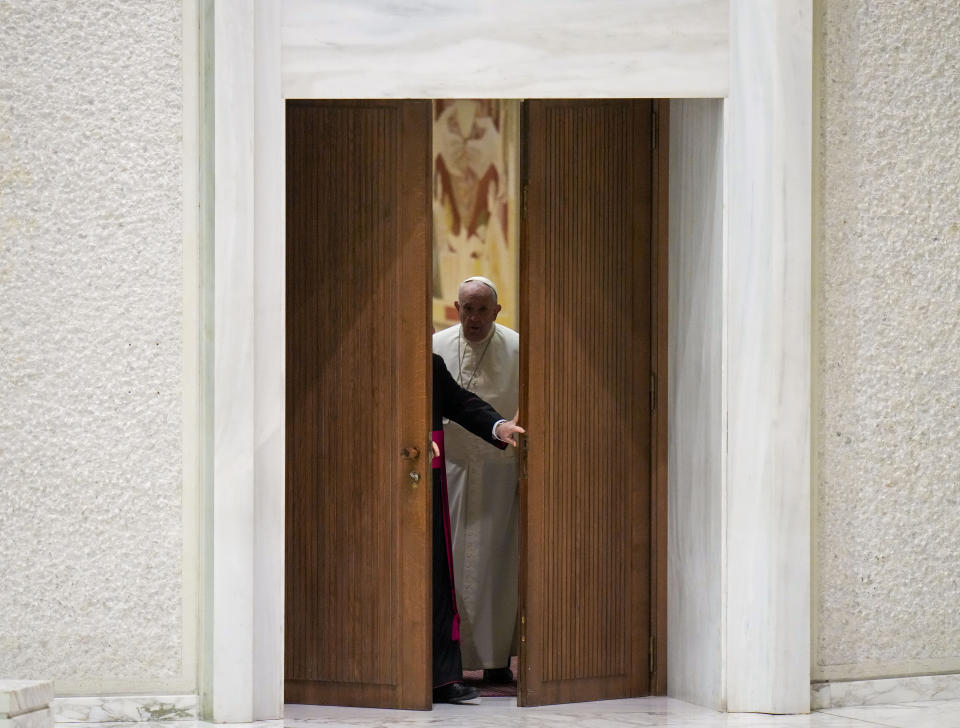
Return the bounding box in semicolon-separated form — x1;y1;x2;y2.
519;100;653;706
285;100;432;710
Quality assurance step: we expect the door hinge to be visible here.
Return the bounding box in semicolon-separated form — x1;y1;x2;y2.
649;635;655;674
649;373;657;412
521;181;528;221
652;107;659;151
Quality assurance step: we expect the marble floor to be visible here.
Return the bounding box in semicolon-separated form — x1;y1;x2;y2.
75;696;960;728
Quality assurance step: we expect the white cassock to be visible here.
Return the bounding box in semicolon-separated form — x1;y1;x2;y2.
433;322;519;670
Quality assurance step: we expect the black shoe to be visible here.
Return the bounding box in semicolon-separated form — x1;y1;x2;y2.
433;682;481;704
482;667;514;684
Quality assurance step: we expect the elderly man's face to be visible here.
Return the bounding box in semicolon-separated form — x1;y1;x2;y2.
455;282;501;342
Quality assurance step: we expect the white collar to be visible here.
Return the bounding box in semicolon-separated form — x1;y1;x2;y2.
461;323;496;348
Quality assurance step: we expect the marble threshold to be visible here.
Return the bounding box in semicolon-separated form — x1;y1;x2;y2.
52;695;960;728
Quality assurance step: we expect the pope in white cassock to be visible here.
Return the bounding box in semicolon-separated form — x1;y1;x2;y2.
433;276;520;683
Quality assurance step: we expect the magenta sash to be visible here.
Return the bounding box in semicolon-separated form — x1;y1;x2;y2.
432;429;460;642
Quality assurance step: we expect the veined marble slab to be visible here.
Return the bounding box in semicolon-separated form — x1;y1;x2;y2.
724;0;812;714
0;682;54;719
281;0;727;98
52;696;196;723
207;0;258;721
824;699;960;728
0;709;52;728
812;674;960;709
667;98;725;712
810;682;831;711
253;2;286;718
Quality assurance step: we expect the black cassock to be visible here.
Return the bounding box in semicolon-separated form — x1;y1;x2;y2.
431;354;507;687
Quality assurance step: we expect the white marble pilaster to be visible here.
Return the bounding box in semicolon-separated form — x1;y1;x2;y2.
203;1;283;719
206;0;257;722
667;99;725;712
253;0;285;720
725;0;812;714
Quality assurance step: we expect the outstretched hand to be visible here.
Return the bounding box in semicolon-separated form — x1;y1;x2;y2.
495;410;526;447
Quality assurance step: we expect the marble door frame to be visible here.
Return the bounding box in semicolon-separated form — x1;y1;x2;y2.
199;0;811;721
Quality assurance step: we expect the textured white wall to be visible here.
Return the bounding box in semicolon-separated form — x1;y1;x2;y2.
815;0;960;679
0;1;188;692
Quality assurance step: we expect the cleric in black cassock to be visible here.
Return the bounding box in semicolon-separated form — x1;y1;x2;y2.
431;354;523;704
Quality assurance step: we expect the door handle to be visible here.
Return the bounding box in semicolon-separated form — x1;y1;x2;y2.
402;446;421;488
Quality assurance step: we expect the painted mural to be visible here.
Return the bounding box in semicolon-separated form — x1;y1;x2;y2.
432;99;520;332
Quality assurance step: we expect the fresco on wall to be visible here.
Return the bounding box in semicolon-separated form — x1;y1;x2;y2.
432;99;520;332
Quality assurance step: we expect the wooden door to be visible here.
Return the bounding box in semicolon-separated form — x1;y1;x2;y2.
519;100;655;706
285;100;432;710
